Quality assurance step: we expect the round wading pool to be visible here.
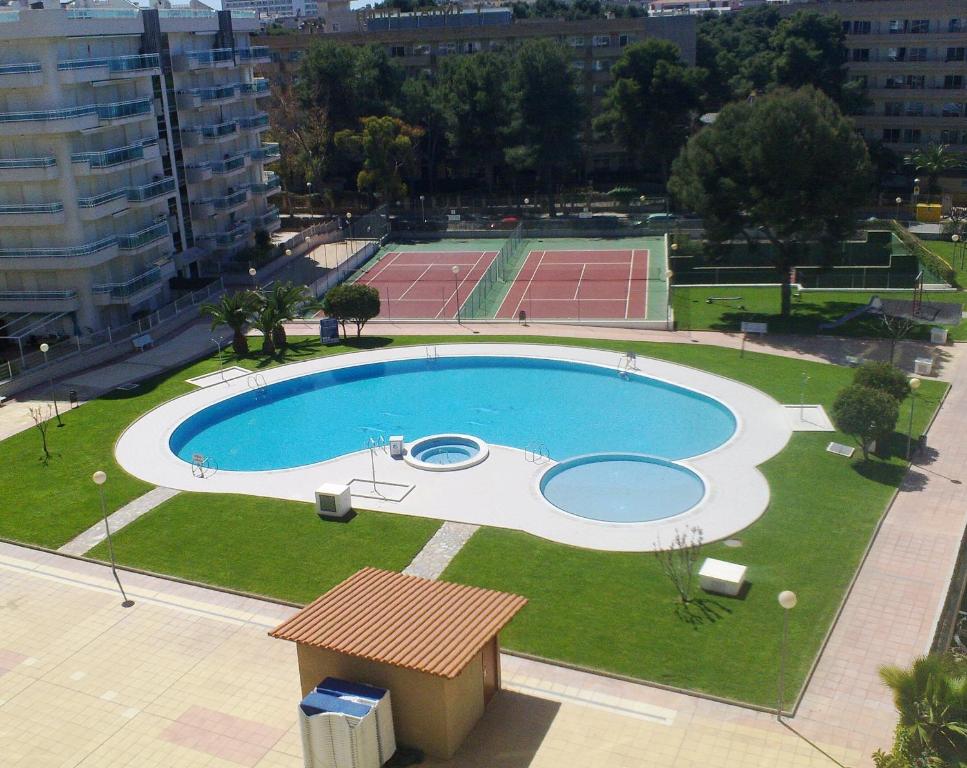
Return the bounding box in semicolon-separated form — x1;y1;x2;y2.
540;454;706;523
403;434;489;471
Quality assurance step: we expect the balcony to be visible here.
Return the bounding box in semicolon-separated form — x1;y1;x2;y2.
95;97;154;123
0;98;153;136
0;156;58;183
0;202;66;227
236;46;271;65
93;266;163;305
0;236;118;270
238;113;270;133
211;154;250;176
127;177;176;205
174;48;235;72
58;54;160;84
184;162;213;184
117;221;171;253
0;61;43;88
250;142;280;163
72;138;160;175
202;220;251;247
78;187;129;220
239;79;271;98
257;206;281;233
212;188;249;213
181;119;239;147
0;289;79;313
250;172;281;196
177;84;240;110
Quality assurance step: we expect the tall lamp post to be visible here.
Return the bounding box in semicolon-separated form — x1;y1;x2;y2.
306;181;313;219
248;266;257;290
92;471;134;608
346;211;353;255
452;265;462;323
419;194;426;224
895;196;903;221
38;343;63;428
906;376;921;459
777;590;797;720
952;233;963;269
913;177;921;205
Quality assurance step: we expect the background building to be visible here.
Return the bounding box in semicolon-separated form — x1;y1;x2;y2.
256;10;697;174
0;1;279;336
223;0;319;21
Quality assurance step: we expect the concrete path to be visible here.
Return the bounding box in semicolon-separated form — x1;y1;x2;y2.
58;487;180;557
403;521;480;579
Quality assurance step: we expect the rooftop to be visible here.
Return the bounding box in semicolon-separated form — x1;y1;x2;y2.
269;567;527;678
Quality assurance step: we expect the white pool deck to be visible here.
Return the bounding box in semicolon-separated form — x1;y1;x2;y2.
115;344;793;552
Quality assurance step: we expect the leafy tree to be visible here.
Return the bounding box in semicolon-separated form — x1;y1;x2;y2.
334;116;423;202
322;283;381;338
438;53;513;190
770;11;851;104
270;82;330;192
875;654;967;768
854;361;911;403
505;40;583;213
831;385;899;460
400;75;450;193
201;291;258;355
669;86;872;317
260;282;315;350
596;39;705;186
904;143;964;198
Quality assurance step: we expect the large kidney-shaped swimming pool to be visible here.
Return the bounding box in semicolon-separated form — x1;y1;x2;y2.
171;356;736;471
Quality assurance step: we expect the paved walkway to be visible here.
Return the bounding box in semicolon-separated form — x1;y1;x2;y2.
403;522;479;579
58;487;181;557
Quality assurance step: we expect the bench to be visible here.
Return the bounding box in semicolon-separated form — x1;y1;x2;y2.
0;395;7;407
132;333;154;352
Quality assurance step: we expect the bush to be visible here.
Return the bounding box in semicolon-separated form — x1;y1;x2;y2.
831;385;899;460
254;228;271;251
322;283;380;337
854;362;911;403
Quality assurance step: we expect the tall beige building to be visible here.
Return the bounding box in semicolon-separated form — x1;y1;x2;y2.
0;2;280;336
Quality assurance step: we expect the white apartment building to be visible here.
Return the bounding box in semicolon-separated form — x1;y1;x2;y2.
223;0;319;22
0;1;280;336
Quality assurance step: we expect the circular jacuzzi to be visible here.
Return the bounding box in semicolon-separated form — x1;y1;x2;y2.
540;453;706;523
404;434;489;471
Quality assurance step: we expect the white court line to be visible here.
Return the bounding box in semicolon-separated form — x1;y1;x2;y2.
435;251;489;319
359;251;401;283
624;250;634;318
513;250;546;320
641;249;651;320
573;263;587;301
396;263;436;301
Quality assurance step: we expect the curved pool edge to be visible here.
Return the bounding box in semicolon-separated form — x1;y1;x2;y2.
114;342;793;552
403;434;490;472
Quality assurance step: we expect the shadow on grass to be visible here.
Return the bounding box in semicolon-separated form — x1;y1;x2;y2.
675;597;734;629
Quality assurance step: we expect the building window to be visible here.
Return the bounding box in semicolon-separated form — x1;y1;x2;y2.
851;20;871;35
888;19;907;34
908;48;928;62
950;19;964;33
942;103;963;117
390;45;405;57
592;35;610;48
412;43;431;55
462;41;481;54
947;48;966;62
851;49;870;62
882;128;901;143
903;102;924;117
902;129;922;144
884;101;903;116
887;47;905;62
568;36;585;47
619;34;633;47
910;19;929;33
940;129;964;144
592;59;612;72
330;22;340;31
438;42;456;55
944;75;964;90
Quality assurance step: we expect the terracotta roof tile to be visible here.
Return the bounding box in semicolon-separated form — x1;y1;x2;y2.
269;568;527;679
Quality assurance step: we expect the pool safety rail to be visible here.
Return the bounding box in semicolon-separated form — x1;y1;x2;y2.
246;373;267;397
190;453;218;478
524;442;550;464
425;345;439;360
617;351;639;377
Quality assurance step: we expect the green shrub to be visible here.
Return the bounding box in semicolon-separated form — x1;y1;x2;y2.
831;385;899;460
322;283;380;337
854;362;911;403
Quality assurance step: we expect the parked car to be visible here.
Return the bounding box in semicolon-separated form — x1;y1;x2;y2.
645;213;681;225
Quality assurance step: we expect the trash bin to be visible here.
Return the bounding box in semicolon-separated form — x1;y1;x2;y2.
68;389;78;408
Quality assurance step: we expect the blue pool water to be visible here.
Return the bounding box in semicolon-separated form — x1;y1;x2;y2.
411;436;480;465
541;454;706;522
171;355;736;483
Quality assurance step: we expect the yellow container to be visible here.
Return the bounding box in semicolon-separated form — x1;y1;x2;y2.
916;203;941;223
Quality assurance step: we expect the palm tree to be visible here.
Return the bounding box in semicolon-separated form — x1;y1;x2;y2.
201;291;257;356
249;301;282;356
904;143;965;199
260;282;316;350
878;654;967;766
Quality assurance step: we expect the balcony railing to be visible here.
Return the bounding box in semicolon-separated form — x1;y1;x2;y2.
259;207;280;229
117;221;170;251
0;202;64;214
0;157;56;169
77;188;128;208
58;54;160;73
206;221;251;246
211;155;247;174
201;120;239;139
198;84;239;102
231;10;257;19
0;9;19;22
93;266;162;298
238;113;270;131
0;236;116;259
236;47;270;62
212;189;249;211
251;143;281;162
159;8;215;18
72;139;157;170
0;104;96;124
239;79;270;96
0;289;76;301
186;48;235;66
128;177;176;202
251;172;281;194
96;97;153;120
66;8;138;18
0;62;42;75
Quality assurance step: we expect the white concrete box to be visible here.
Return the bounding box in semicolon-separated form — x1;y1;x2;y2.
698;558;747;597
914;357;934;376
930;327;948;345
389;436;405;458
315;483;352;520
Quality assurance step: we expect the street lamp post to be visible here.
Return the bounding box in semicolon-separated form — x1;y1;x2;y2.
92;471;134;608
248;266;257;290
419;194;425;224
913;177;921;204
38;343;63;427
211;337;224;374
346;211;353;255
952;233;963;269
895;196;903;221
777;589;798;720
452;265;462;323
306;181;312;218
907;376;921;459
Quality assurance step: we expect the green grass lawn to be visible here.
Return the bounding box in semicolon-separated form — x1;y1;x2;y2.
1;333;946;706
88;494;440;603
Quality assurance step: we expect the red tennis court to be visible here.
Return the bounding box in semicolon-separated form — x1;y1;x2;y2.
495;249;650;320
357;250;498;319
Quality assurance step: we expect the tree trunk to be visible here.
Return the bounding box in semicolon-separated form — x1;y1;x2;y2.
780;274;792;319
261;334;275;356
271;325;287;350
232;328;249;356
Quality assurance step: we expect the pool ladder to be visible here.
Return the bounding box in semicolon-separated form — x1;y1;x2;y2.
524;442;550;464
365;434;388;454
425;345;439;360
247;373;268;397
617;351;638;377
